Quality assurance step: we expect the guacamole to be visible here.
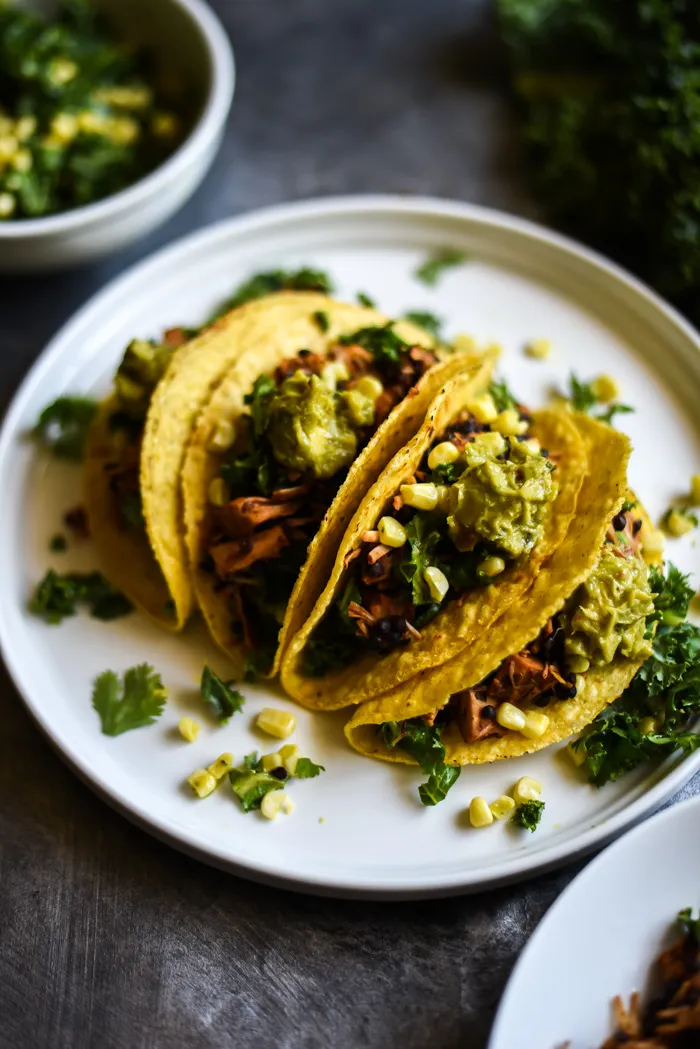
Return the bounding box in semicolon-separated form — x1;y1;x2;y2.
447;439;557;559
562;546;654;667
267;373;360;480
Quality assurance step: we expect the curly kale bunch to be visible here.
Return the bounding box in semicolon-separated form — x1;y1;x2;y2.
499;1;700;322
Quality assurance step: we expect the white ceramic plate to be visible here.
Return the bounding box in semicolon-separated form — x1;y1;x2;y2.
3;195;700;899
489;792;700;1048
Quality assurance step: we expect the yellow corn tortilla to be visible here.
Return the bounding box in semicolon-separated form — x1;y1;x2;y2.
183;305;495;676
282;386;588;710
345;422;656;767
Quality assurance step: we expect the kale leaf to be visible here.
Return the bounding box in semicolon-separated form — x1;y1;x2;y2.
33;396;98;461
415;249;468;286
29;569;133;623
511;799;545;831
295;757;325;779
200;665;244;724
92;664;166;736
338;324;413;381
381;717;461;806
208;268;333;323
229;754;283;812
403;310;443;339
399;515;442;606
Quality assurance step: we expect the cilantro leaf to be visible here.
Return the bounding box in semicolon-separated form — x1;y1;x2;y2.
511;799;545;831
208;268;333;324
381;717;461;806
568;374;598;414
33;396;98;461
29;569;133;624
229;759;283;812
200;665;244;724
430;460;461;485
312;309;329;332
244;373;277;437
403;310;443;339
357;292;375;308
597;403;635;425
294;757;325;779
415;248;467;286
92;664;166;736
489;379;517;413
399;515;442;606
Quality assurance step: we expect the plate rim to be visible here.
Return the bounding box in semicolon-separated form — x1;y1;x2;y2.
488;791;700;1047
4;193;700;899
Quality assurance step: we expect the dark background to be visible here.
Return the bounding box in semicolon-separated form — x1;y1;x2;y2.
2;2;698;1047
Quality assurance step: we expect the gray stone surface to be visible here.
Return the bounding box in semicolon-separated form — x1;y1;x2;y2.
1;2;698;1048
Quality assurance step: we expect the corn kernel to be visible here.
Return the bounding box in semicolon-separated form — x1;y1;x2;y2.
152;112;180;138
567;654;590;674
257;707;296;740
591;374;620;403
178;716;200;742
436;485;451;513
15;115;37;141
187;768;217;798
472;431;506;457
208;477;229;506
355;375;384;401
691;475;700;505
281;796;295;814
12;148;32;173
492;408;528;436
94;85;153;110
665;509;695;538
0;136;18;161
524;338;552;360
428;441;460;470
0;192;16;218
513;776;542;805
0;115;13;137
480;556;506;578
208;753;234;780
566;740;586;767
260;790;288;820
521;711;551;740
378;516;407;548
106;116;140;146
468;393;498;424
400;482;438;511
51;113;79;143
643;529;665;563
423;566;449;602
469;796;494;828
280;743;301;775
208;418;236;453
261;751;283;772
640;717;657;735
497;702;527;732
490;795;516;820
48;58;78;86
77;110;107;135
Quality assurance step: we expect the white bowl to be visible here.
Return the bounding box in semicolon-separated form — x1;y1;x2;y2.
0;0;235;273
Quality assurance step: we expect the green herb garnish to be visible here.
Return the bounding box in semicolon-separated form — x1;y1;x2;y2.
295;757;325;779
312;309;330;332
357;292;376;308
208;268;333;324
200;665;244;724
229;752;283;812
403;310;443;339
489;378;518;413
381;718;460;806
678;907;700;946
33;396;98;461
565;375;634;426
92;664;166;736
415;248;467;286
49;533;67;553
511;799;545;831
29;569;133;623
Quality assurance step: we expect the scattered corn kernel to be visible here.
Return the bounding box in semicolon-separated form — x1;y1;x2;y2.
428;441;460;470
665;509;695;538
51;113;79;143
15;115;37;141
513;776;542;805
208;477;229;506
490;795;516;820
472;430;506;457
257;707;296;740
525;338;552;360
0;136;18;161
378;516;407;548
48;58;78;86
566;740;587;767
643;529;665;562
260;790;289;820
400;482;438;511
12;148;32;173
497;702;527;732
94;85;153;109
691;475;700;505
152;112;180;138
521;711;551;740
77;110;107;135
280;743;301;775
467;393;498;424
423;566;449;602
567;654;590;674
355;375;384;401
106;116;140;146
208;418;236;453
591;374;620;403
208;753;235;780
261;751;283;772
469;796;494;828
0;192;16;218
187;768;217;799
480;556;506;578
492;408;528;436
178;716;200;742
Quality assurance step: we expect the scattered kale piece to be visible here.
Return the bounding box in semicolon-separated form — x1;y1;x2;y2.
511;799;545;831
499;0;700;326
200;665;244;724
92;664;166;736
357;292;376;308
663;506;699;533
597;403;635;426
33;396;98;461
312;309;329;332
229;752;283;812
295;757;325;779
381;718;461;806
49;533;67;553
565;374;634;426
208;268;333;323
573;563;700;785
29;569;133;624
403;310;443;339
415;248;468;286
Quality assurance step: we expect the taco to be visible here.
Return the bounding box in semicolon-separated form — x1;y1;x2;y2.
344;419;659;778
183;310;494;678
281;376;588;710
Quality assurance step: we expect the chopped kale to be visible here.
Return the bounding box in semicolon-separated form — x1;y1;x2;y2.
229;753;283;812
33;396;98;461
200;665;244;724
511;799;545;831
357;292;376;308
208;268;333;324
399;515;442;606
403;310;443;339
415;248;468;286
338;324;414;381
92;664;166;737
381;718;461;806
29;569;133;624
49;533;67;553
312;309;329;332
430;460;462;486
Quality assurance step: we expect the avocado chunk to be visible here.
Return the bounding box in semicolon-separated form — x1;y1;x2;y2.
267;372;358;480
